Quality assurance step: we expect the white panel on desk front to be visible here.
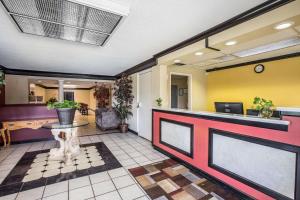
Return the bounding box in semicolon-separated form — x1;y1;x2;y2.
161;121;191;154
212;133;296;199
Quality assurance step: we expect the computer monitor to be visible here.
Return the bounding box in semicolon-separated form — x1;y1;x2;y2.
215;102;244;115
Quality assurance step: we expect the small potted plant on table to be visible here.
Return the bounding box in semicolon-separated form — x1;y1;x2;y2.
47;100;80;125
253;97;274;118
113;74;134;133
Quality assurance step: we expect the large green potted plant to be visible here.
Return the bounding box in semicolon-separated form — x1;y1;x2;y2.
113;74;134;133
253;97;274;118
47;100;80;125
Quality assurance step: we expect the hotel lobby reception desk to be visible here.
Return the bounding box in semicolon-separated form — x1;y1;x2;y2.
152;108;300;200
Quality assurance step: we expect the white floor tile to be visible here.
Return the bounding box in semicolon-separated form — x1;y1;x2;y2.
108;168;128;178
95;191;121;200
92;180;116;196
69;176;91;190
17;186;45;200
0;193;18;200
90;172;110;184
43;181;68;197
135;196;150;200
69;185;94;200
118;184;145;200
112;175;135;189
42;192;68;200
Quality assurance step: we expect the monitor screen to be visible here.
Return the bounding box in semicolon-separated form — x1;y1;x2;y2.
215;102;244;115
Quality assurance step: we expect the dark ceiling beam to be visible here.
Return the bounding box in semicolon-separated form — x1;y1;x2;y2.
2;67;116;80
116;57;157;77
206;52;300;72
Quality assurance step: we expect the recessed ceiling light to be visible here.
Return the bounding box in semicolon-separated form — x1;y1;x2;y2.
233;37;300;57
195;52;203;56
274;21;294;30
225;40;237;46
174;59;181;63
38;80;42;83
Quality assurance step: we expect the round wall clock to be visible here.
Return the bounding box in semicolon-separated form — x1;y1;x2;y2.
254;64;264;73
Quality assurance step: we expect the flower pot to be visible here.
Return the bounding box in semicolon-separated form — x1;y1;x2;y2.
56;108;76;125
119;124;128;133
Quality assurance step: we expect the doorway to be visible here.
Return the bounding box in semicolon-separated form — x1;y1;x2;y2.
170;74;191;109
64;91;74;101
138;70;152;141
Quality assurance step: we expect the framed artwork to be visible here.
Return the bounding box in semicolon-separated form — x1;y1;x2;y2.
183;88;188;94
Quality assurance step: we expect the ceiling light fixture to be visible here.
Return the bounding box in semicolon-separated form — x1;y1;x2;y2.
174;59;181;63
195;52;203;56
38;80;42;83
225;40;237;46
233;37;300;57
274;21;294;30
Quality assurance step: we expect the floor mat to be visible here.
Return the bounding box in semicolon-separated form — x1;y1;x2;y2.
129;159;250;200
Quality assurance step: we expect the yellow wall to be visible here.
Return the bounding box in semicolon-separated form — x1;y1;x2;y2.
34;85;46;102
207;57;300;112
44;89;91;106
45;89;58;102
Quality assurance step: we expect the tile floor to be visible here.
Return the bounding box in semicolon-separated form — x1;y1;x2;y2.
0;132;168;200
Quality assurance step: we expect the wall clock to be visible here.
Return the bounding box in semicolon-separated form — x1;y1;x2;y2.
254;64;264;73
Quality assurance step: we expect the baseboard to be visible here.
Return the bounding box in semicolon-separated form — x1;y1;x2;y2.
128;129;138;135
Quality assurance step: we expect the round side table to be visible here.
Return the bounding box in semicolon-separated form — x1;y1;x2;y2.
42;121;89;165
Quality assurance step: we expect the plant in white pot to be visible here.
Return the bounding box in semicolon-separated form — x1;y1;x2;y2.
47;100;80;125
113;74;134;133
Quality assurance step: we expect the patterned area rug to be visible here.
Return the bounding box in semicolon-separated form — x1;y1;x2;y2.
129;159;250;200
0;142;121;197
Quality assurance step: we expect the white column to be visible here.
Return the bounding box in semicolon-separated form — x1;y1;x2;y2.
58;80;64;102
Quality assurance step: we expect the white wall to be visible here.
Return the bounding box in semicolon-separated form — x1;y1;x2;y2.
5;75;29;104
127;73;138;132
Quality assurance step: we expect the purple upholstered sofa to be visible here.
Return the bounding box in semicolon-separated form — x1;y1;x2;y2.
0;104;58;144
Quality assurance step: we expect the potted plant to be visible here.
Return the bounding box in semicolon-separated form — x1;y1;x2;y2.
47;100;80;125
156;98;163;107
46;97;58;105
113;74;134;133
253;97;274;118
93;84;110;108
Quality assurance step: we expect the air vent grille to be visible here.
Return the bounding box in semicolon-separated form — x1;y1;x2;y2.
1;0;123;46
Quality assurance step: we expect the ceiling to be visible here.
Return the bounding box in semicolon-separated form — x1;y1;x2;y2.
159;0;300;70
0;0;267;76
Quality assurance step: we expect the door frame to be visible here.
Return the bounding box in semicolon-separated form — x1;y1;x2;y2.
137;69;152;136
169;72;192;110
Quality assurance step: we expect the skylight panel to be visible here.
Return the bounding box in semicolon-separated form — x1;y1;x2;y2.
0;0;127;46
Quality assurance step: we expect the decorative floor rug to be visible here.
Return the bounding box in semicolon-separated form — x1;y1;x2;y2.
129;159;250;200
0;142;121;197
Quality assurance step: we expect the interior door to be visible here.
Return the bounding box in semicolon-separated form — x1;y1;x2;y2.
171;85;178;108
138;71;152;141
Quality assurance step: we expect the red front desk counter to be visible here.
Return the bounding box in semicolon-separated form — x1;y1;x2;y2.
152;108;300;200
